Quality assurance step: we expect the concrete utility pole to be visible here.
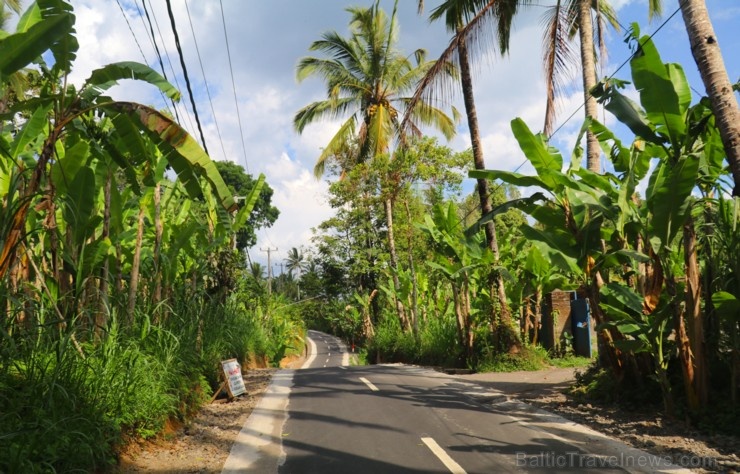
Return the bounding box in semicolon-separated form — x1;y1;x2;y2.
260;246;277;295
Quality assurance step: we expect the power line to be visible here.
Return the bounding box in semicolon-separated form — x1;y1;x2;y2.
546;4;683;141
165;0;210;155
184;0;228;161
114;0;149;66
457;3;684;232
114;0;175;119
138;0;181;125
219;0;250;173
144;0;197;135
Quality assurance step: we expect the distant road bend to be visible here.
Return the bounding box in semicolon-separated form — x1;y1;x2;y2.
222;330;688;474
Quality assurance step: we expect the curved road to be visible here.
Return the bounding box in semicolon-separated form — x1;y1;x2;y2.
223;330;688;474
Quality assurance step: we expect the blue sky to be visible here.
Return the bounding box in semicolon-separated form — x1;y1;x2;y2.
17;0;740;269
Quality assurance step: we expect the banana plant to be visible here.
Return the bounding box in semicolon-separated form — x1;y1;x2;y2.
470;117;645;375
590;24;730;413
0;0;235;285
417;201;495;363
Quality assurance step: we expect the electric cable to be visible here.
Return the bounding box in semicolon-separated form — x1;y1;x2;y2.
165;0;210;155
139;0;181;125
114;0;175;119
185;0;228;161
454;3;684;232
219;0;250;172
145;0;197;135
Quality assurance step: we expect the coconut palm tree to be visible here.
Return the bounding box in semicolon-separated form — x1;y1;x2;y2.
409;0;528;347
249;262;266;281
678;0;740;197
294;1;457;331
285;247;306;278
540;0;619;172
285;247;306;298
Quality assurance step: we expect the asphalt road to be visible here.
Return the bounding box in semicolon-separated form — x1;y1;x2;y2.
223;330;688;474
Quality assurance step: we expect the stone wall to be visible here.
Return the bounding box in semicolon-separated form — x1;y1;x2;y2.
541;289;593;355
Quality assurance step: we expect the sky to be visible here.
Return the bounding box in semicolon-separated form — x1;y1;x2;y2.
14;0;740;271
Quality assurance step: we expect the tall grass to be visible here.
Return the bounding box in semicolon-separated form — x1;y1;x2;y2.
366;310;460;366
0;280;303;472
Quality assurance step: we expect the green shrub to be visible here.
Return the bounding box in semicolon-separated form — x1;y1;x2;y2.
475;344;550;372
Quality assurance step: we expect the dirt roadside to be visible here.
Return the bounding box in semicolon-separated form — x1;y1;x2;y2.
112;361;738;473
448;368;739;474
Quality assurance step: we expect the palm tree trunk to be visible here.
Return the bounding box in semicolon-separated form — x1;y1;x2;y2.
578;0;600;172
679;0;740;197
457;33;514;348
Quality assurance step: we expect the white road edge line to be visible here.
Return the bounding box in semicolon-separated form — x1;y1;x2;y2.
221;371;293;472
301;336;317;369
330;334;350;366
359;377;379;391
421;437;467;474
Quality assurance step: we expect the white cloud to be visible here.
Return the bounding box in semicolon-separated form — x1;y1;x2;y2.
255;153;332;266
49;0;731;267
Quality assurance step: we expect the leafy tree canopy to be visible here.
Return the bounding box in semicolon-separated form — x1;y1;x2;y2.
214;160;279;249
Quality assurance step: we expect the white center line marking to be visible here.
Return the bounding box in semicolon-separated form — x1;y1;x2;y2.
421;437;467;474
359;377;379;391
325;358;330;364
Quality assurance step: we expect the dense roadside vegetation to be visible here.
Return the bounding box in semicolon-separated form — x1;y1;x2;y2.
1;0;738;471
0;1;303;471
291;0;739;435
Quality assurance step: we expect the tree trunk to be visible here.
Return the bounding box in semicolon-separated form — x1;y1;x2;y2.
666;272;699;414
588;266;625;377
384;196;408;331
684;216;708;408
462;276;474;363
452;284;465;359
127;204;146;324
97;171;111;339
457;32;514;347
403;199;419;335
680;0;740;197
578;0;601;173
153;181;163;316
363;289;377;341
0;131;57;280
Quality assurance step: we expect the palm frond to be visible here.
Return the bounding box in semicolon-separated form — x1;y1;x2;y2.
403;98;457;141
296;2;457;175
293;97;356;133
541;0;578;136
593;0;620;71
367;104;392;160
648;0;662;21
399;38;460;141
313;117;357;178
309;31;361;67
